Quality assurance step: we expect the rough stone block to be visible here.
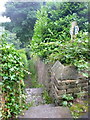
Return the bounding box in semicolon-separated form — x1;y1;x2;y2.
77;83;88;87
78;79;88;84
51;61;64;80
51;84;57;94
51;85;59;99
51;61;78;80
70;81;77;86
57;90;66;96
53;78;65;87
54;90;61;99
61;66;78;80
55;82;67;90
68;83;76;88
62;79;77;84
53;84;59;93
51;84;64;100
66;88;81;94
81;87;88;91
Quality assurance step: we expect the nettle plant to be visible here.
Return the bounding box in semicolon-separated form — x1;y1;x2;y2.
0;34;26;119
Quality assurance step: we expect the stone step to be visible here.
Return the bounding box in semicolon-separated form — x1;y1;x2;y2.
25;88;44;105
35;104;55;107
19;105;72;118
25;88;43;95
26;95;44;105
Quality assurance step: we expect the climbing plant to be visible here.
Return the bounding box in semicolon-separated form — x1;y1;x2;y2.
0;33;26;119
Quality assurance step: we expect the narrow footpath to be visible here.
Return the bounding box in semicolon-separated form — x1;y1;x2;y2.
19;88;72;118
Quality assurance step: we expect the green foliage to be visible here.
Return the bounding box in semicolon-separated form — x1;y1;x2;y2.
0;28;21;49
17;49;28;70
0;33;26;119
27;59;38;88
32;2;88;43
42;89;53;104
2;30;21;49
2;2;42;47
70;103;88;118
61;94;74;107
31;2;89;71
31;32;89;71
62;92;88;118
27;58;44;88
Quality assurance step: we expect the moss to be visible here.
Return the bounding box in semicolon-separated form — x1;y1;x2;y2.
69;101;88;118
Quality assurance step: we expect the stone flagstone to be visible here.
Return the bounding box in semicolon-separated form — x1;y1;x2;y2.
19;105;72;118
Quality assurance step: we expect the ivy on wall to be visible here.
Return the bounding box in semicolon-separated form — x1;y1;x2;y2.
0;33;26;119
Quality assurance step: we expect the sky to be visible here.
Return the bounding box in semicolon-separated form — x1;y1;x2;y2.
0;0;88;23
0;0;56;23
0;0;11;23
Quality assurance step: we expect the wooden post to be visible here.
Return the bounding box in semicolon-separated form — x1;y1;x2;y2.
70;21;79;42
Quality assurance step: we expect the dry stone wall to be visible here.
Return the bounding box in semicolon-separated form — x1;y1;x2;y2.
50;61;88;104
35;58;51;89
51;61;78;80
36;59;88;104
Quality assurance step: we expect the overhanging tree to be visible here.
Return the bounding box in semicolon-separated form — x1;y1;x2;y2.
2;2;42;47
32;2;88;44
31;2;89;71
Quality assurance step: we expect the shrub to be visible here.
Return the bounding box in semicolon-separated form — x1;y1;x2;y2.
27;57;43;88
42;89;52;104
1;30;21;49
17;49;28;70
32;2;88;45
31;32;90;72
31;2;89;73
0;34;26;119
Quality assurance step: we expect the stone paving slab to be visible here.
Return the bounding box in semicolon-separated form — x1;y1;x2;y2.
19;105;72;118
